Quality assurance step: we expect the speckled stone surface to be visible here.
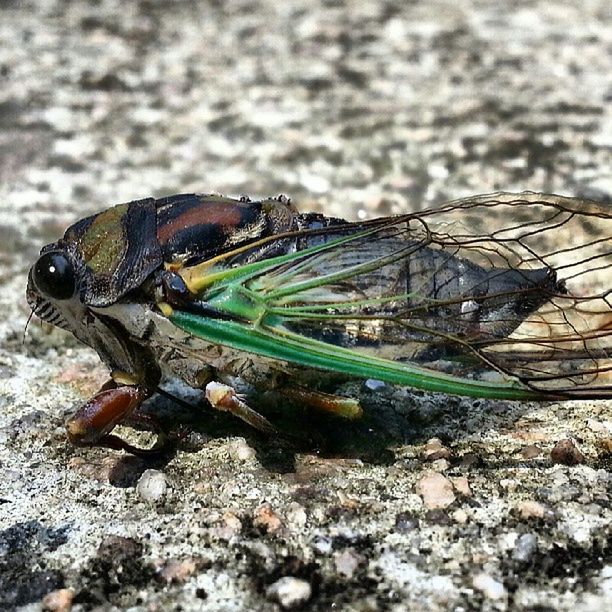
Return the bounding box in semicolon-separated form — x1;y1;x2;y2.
0;1;611;610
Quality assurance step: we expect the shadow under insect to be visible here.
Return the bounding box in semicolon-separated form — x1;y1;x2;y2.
123;377;538;474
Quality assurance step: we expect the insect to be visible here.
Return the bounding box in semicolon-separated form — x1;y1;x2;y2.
26;192;612;454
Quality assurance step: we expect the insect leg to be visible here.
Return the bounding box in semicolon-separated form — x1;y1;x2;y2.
65;382;172;456
205;381;277;434
279;386;363;420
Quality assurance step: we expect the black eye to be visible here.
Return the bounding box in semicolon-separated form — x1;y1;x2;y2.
32;252;76;300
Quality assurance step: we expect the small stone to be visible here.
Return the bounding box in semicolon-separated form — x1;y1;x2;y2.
512;533;538;562
286;502;307;529
452;509;468;524
312;535;333;555
158;558;197;584
586;418;610;434
422;437;452;461
42;588;74;612
227;438;256;461
459;453;481;468
417;472;455;509
215;511;243;540
223;511;242;531
267;577;312;609
333;548;362;578
451;476;472;497
97;535;142;562
600;565;612;596
551;438;586;466
570;525;592;545
136;469;168;502
500;479;519;491
472;573;506;600
517;500;549;520
425;508;453;525
521;445;542;459
364;379;386;391
394;511;419;533
68;455;123;482
430;458;451;471
254;504;283;533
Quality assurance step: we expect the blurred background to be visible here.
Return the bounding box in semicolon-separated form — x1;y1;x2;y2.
1;1;612;610
2;0;611;234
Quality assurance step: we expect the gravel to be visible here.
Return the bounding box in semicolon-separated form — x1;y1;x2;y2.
0;0;611;610
135;469;168;502
266;577;312;609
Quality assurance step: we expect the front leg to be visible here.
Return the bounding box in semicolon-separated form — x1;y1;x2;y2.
65;381;170;456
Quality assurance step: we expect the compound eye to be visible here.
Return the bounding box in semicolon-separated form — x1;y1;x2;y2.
32;252;76;300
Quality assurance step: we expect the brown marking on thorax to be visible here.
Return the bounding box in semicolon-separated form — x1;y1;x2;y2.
156;202;246;244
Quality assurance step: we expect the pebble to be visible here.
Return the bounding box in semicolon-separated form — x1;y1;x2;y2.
364;379;386;391
499;478;519;491
451;476;472;497
512;533;538;562
517;500;550;520
267;577;312;609
430;458;451;472
253;504;283;533
472;573;507;600
570;525;592;545
97;535;142;562
521;445;542;459
227;438;257;461
311;535;333;555
452;509;468;524
42;588;74;612
425;508;453;525
394;511;419;533
158;558;197;584
586;418;610;434
215;511;243;539
136;469;168;502
459;453;481;468
285;502;307;529
333;548;362;578
600;565;612;596
417;472;455;509
422;437;452;461
550;438;586;466
67;455;122;482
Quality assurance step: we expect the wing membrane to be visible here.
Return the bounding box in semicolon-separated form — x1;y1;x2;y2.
171;192;612;399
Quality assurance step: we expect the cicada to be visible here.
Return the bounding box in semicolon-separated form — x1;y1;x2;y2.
26;192;612;454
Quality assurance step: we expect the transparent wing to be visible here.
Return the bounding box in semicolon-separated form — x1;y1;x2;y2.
172;192;612;399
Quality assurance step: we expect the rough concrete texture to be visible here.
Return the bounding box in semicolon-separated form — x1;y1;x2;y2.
0;0;611;610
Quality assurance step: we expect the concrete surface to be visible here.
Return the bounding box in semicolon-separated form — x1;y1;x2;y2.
0;0;611;610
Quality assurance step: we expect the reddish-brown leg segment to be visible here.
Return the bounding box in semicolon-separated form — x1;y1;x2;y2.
65;383;168;455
